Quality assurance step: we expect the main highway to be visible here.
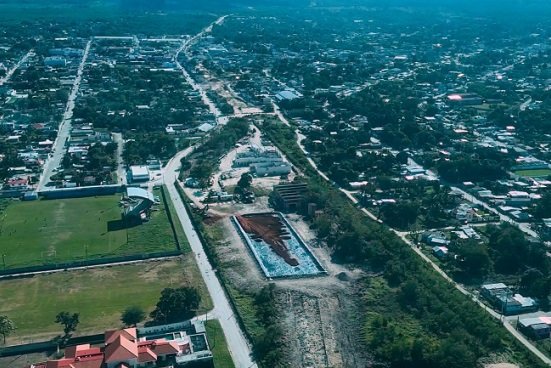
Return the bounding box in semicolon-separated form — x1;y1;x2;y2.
163;148;257;368
164;15;257;368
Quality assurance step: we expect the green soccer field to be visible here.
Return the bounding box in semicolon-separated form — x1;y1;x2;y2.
0;191;178;270
0;258;213;344
514;168;551;178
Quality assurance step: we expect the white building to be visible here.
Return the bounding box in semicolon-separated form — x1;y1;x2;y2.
129;165;150;183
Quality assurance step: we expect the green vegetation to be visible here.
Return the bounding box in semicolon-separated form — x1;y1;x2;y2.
205;320;235;368
175;185;283;367
225;284;283;368
0;315;16;345
0;259;212;343
55;311;80;337
184;119;250;187
535;192;551;219
121;306;146;327
123;133;176;165
0;190;179;270
260;121;545;368
0;1;216;35
163;185;191;252
150;287;201;323
514;169;551;178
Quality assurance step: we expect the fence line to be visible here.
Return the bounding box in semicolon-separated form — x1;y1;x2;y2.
0;251;182;279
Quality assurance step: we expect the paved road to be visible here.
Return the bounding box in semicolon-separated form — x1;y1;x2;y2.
163;150;257;368
112;132;127;185
450;185;539;238
165;15;257;367
270;101;551;365
0;50;34;86
174;15;228;125
38;40;92;190
168;17;550;364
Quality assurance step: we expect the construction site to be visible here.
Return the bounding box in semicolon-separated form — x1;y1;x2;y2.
232;212;326;278
180;122;373;367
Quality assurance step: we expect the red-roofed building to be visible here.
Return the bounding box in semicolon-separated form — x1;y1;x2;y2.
27;327;190;368
137;346;157;364
105;328;137;345
150;340;180;357
104;335;138;368
5;176;29;189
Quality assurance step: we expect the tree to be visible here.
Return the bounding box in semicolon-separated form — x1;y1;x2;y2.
121;306;146;327
0;315;16;344
55;312;80;336
455;241;491;278
534;192;551;219
235;173;253;195
237;173;253;190
150;287;201;323
520;269;551;309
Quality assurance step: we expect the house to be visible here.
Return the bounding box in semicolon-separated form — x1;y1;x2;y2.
422;231;450;247
519;316;551;340
275;89;303;102
432;246;449;259
446;93;483;105
455;203;475;222
147;159;162;170
44;56;67;67
5;176;30;190
184;177;201;188
250;162;292;177
28;323;210;368
233;146;282;168
197;123;214;133
480;283;539;315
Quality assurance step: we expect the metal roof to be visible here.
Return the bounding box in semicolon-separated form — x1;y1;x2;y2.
127;187;155;203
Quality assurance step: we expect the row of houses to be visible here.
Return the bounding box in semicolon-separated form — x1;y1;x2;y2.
481;283;539;315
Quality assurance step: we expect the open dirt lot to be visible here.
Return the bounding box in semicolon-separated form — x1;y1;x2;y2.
207;212;371;368
187;121;372;367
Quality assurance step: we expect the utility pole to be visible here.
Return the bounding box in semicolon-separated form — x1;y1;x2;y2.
2;254;5;270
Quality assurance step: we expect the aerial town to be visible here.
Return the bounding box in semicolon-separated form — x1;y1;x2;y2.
2;1;551;368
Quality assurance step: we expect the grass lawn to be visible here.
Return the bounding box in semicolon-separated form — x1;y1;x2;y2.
205;320;235;368
0;258;212;345
514;168;551;178
0;191;178;269
163;185;191;252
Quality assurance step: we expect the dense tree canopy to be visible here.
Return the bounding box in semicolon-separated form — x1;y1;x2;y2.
150;287;201;323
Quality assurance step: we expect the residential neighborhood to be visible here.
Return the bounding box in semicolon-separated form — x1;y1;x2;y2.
3;1;551;368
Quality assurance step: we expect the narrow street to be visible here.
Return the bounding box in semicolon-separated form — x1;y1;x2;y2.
0;49;34;86
112;132;126;185
38;39;92;190
271;100;551;365
165;13;551;365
